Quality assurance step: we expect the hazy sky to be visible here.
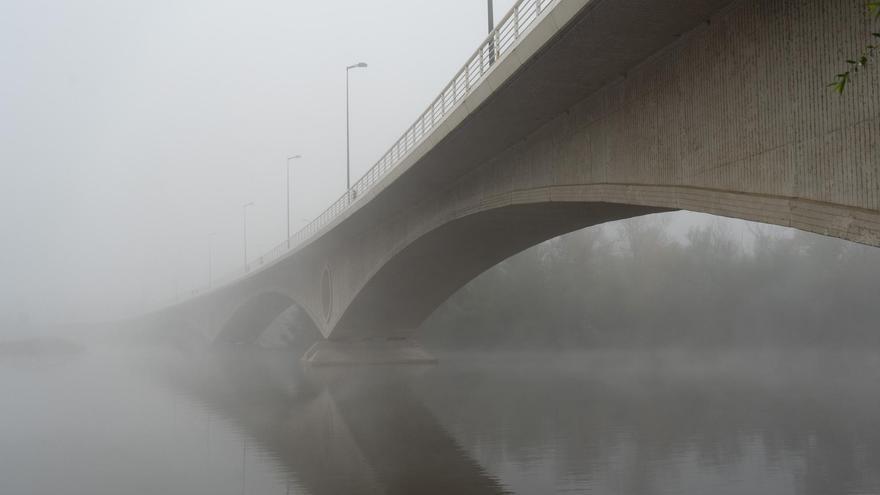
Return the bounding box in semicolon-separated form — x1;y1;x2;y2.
1;0;752;327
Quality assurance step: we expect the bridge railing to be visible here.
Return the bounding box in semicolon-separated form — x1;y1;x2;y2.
165;0;558;308
281;0;555;252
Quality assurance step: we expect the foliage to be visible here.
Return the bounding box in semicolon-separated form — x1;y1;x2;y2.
420;217;880;350
829;2;880;93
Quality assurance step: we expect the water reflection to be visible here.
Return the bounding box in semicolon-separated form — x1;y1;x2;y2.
158;349;880;495
159;349;506;495
3;348;879;494
414;352;880;495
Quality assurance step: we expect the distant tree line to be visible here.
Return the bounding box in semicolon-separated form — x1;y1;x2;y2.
419;216;880;349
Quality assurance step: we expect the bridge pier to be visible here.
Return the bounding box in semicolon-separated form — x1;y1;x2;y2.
301;338;437;366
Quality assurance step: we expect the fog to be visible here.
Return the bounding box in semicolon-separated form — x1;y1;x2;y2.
3;1;880;494
421;214;880;349
1;0;522;327
5;343;880;494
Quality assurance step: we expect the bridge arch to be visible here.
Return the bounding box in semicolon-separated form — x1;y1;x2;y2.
329;181;880;340
137;0;880;354
214;290;321;346
330;200;667;339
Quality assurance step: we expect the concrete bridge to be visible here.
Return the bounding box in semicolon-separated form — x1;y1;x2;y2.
139;0;880;362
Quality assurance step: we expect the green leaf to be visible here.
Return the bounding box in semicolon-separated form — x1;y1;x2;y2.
829;71;850;94
828;3;880;94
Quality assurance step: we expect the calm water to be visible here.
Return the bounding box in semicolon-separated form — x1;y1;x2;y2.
2;346;880;495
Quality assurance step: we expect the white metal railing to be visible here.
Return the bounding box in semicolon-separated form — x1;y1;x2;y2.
163;0;558;309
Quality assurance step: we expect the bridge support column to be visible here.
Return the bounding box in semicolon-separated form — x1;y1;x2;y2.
301;338;437;366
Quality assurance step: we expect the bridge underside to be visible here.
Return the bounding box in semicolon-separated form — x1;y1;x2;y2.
215;291;297;345
332;202;667;339
141;0;880;361
318;0;879;343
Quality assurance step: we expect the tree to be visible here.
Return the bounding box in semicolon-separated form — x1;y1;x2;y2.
829;2;880;93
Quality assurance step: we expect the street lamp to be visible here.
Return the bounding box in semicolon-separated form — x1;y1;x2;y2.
285;155;301;248
346;62;368;196
242;202;254;271
487;0;494;32
487;1;496;64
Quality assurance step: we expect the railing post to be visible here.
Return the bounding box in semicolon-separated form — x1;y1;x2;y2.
536;0;543;16
514;5;520;38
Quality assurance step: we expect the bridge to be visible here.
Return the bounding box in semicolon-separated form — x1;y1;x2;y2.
137;0;880;363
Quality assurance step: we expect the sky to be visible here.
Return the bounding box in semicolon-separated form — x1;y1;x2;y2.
0;0;750;328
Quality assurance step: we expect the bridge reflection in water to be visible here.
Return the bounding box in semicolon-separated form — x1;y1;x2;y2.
159;350;506;495
154;349;880;495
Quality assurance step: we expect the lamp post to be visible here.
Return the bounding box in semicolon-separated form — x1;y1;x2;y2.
487;0;494;32
346;62;368;197
242;202;254;271
487;0;495;64
285;155;301;248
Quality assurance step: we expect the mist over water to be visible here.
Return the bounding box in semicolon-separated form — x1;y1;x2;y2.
2;0;879;491
3;346;880;495
2;217;879;494
421;217;880;351
0;215;878;494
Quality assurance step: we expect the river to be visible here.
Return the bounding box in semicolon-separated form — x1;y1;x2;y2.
1;345;879;494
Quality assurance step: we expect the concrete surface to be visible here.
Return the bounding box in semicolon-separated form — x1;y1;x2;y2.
133;0;880;362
